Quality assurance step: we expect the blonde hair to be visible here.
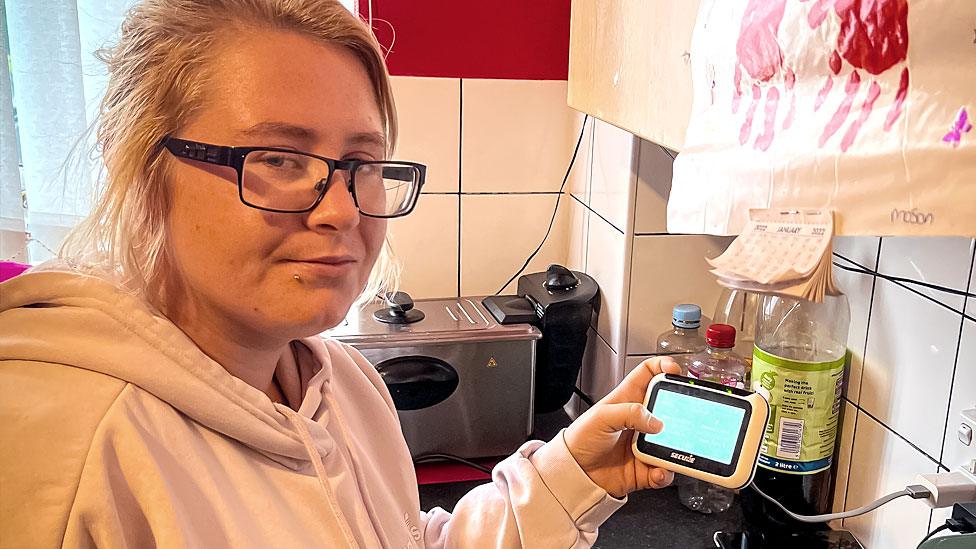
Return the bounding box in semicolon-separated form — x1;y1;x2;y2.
60;0;400;304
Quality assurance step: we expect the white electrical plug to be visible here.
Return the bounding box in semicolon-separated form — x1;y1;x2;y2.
913;471;976;509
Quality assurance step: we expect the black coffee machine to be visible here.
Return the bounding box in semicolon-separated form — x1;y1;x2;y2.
483;264;599;413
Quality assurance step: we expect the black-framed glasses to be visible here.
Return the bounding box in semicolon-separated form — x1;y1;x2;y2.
161;136;426;218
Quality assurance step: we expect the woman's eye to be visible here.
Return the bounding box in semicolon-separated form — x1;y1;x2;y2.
262;155;294;168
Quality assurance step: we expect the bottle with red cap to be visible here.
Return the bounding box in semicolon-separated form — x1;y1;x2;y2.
687;323;748;389
678;323;749;514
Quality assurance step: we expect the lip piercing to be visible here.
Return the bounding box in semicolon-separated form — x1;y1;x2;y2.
292;274;302;282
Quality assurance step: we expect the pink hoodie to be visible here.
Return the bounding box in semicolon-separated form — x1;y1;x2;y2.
0;268;624;548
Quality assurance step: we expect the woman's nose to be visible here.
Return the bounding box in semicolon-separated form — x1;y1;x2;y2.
305;171;360;231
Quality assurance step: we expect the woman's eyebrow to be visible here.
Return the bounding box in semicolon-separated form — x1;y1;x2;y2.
346;131;387;149
238;123;385;149
239;122;317;141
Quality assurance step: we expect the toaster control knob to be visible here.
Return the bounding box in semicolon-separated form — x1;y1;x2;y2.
385;291;415;314
374;291;425;324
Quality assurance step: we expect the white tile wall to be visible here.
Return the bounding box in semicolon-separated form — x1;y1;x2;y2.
634;141;674;235
459;193;570;296
844;411;940;549
941;318;976;472
586;211;629;354
832;237;881;402
388;77;586;300
390;76;460;193
388;194;459;298
833;269;872;403
877;237;974;309
564;118;640;393
461;79;581;193
833;236;882;270
835;236;975;548
579;327;622;403
626;235;733;355
588;119;637;232
568;121;594;202
860;279;962;458
566;196;589;273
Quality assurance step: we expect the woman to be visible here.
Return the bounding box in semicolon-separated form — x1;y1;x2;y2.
0;1;679;547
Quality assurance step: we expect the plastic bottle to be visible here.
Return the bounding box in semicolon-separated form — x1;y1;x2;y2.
655;304;707;373
742;293;850;533
712;288;761;379
686;324;747;388
678;323;749;514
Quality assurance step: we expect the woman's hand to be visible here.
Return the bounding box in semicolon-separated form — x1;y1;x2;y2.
564;356;682;498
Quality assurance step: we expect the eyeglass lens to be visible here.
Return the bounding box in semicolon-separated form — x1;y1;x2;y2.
241;150;420;216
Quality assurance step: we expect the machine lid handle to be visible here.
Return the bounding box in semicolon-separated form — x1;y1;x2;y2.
383;291;415;314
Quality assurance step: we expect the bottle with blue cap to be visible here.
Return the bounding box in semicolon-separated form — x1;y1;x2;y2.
655;304;707;373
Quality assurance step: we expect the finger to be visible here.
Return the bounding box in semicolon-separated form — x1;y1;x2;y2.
584;402;663;435
603;356;679;404
645;467;675;489
657;357;683;376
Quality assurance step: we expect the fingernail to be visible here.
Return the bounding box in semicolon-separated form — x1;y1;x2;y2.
645;411;663;431
654;470;665;483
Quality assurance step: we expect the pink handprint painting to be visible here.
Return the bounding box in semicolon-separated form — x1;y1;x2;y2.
733;0;790;151
733;0;909;152
669;0;976;237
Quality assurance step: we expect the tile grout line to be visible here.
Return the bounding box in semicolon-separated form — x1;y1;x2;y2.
936;242;975;467
837;246;973;321
592;327;616;356
880;270;967;318
841;395;943;468
853;239;883;404
841;238;881;520
569;192;624;236
456;78;463;299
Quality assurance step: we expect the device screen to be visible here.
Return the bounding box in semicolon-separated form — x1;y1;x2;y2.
643;388;747;465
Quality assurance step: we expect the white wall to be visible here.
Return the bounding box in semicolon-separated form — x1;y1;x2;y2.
567;121;733;412
388;76;584;299
830;236;975;548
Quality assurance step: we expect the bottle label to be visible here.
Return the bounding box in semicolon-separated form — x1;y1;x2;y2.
752;345;845;475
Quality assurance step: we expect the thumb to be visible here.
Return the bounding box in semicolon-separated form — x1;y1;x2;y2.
587;402;663;435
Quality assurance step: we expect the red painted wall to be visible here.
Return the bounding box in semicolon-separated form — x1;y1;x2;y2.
368;0;571;80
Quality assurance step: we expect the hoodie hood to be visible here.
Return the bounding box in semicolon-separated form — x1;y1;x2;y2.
0;267;334;467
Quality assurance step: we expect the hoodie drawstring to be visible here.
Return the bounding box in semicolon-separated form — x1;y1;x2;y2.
284;407;360;548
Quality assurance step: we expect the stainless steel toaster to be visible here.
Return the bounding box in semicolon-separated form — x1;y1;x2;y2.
327;297;541;459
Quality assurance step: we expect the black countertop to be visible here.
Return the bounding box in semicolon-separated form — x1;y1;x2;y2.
417;410;745;548
419;480;744;549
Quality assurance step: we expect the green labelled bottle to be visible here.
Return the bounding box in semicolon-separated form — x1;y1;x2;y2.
742;293;850;532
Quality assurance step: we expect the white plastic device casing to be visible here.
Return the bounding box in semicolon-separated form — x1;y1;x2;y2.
631;373;770;490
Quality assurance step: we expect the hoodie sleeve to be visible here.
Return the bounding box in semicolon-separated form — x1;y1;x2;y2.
419;429;625;549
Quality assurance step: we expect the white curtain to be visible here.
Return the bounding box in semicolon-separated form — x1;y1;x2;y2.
1;0;136;264
1;0;359;264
